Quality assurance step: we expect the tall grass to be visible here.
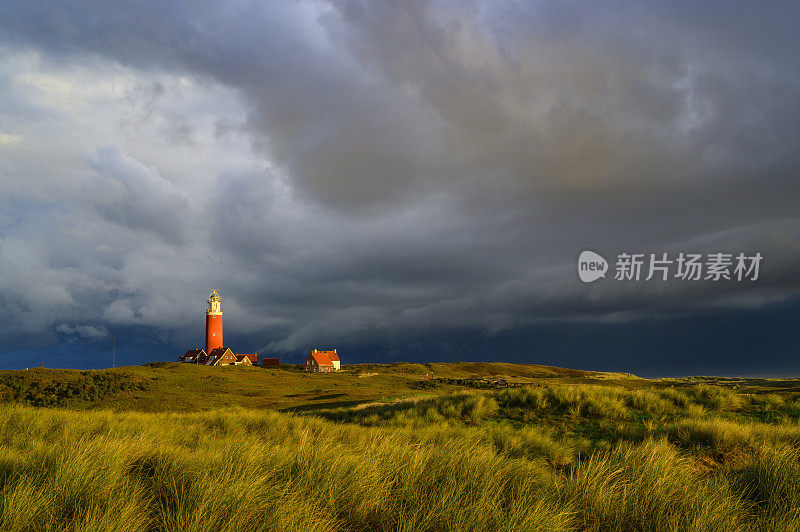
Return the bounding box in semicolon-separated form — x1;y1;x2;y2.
557;439;745;531
0;406;574;531
2;382;800;530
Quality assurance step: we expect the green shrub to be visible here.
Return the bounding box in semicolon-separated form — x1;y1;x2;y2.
0;371;149;408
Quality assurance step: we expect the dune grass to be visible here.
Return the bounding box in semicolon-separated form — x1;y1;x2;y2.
0;362;617;413
2;368;800;530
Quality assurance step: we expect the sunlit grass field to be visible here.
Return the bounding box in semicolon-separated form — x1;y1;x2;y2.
2;363;800;530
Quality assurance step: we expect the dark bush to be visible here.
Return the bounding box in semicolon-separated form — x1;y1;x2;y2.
0;372;150;407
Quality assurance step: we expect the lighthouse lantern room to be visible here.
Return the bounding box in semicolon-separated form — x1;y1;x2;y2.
205;289;223;354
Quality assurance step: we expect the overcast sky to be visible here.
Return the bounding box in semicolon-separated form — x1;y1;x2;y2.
1;1;798;375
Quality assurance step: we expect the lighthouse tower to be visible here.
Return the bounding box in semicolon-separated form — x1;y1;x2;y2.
205;289;223;354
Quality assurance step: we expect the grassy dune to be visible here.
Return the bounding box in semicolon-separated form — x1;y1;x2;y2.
1;364;800;530
0;362;637;412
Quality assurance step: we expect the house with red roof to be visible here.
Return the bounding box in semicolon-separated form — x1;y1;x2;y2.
237;353;257;365
327;349;340;370
305;349;341;373
179;348;206;363
234;354;253;366
204;347;238;366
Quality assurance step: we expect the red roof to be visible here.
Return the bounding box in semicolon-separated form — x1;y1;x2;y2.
310;349;339;362
308;351;334;367
238;353;257;363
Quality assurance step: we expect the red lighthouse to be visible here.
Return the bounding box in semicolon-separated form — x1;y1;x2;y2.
205;289;223;354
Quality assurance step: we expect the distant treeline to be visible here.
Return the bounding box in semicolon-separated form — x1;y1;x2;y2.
0;371;149;407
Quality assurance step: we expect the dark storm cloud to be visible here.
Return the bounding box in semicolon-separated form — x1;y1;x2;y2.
87;144;191;245
0;1;798;370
